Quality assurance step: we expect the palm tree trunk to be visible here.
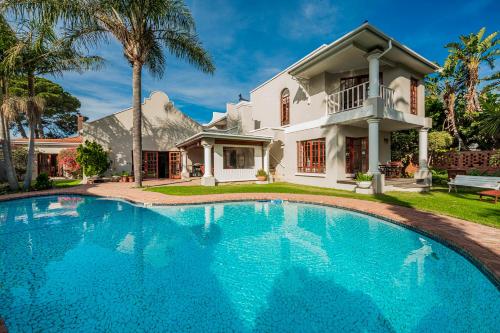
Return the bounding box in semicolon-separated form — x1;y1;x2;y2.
132;61;143;187
23;72;36;190
0;77;19;191
15;117;27;138
444;92;466;151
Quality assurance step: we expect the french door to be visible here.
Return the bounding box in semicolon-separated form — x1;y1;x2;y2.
142;151;158;179
169;152;181;179
345;137;368;174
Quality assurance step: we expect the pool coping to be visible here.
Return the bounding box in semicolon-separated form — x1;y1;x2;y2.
1;186;499;290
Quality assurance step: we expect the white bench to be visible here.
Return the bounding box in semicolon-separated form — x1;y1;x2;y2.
448;175;500;192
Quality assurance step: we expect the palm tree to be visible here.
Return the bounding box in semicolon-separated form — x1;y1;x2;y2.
0;14;20;190
426;56;466;150
478;93;500;142
7;0;216;187
72;0;215;187
446;28;499;115
3;18;101;189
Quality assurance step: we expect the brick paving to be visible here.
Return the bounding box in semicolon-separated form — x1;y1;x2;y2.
1;181;499;286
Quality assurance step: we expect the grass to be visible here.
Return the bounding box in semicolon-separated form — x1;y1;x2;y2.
146;182;499;228
52;179;82;188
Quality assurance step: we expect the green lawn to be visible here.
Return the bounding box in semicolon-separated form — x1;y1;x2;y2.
146;182;499;228
53;179;82;188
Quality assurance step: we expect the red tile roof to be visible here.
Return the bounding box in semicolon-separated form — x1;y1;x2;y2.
12;136;83;144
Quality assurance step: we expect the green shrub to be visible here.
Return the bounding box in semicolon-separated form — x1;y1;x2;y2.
489;150;500;167
431;169;448;185
355;173;373;182
12;147;28;177
256;169;268;179
76;140;110;177
467;169;484;176
34;173;53;190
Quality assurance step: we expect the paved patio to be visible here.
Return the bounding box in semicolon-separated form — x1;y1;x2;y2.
1;181;499;287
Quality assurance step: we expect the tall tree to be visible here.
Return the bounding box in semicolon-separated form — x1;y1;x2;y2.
426;57;466;150
0;14;20;190
2;18;101;189
9;77;82;138
446;27;499;115
8;0;216;187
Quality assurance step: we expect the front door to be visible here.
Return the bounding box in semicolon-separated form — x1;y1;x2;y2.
158;152;168;178
346;137;368;175
168;152;181;179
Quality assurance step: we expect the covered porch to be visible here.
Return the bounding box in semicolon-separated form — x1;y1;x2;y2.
177;132;273;186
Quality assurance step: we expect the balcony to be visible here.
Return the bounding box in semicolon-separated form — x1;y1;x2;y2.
326;82;394;114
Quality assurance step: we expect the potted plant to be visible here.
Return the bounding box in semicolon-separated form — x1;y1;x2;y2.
121;171;129;182
256;169;268;182
128;174;135;183
355;172;373;189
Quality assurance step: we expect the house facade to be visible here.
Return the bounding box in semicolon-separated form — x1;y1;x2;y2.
176;23;438;192
80;23;438;193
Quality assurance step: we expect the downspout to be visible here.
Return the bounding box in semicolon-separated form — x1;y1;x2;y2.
378;39;393;58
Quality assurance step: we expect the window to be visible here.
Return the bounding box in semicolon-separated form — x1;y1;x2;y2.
297;138;326;173
410;78;418;115
280;88;290;126
223;147;255;169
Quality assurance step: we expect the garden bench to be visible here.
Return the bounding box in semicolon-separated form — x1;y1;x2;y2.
448;175;500;193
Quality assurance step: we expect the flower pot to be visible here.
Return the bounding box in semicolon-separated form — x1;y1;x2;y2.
121;176;127;182
256;176;267;182
356;181;372;189
128;176;135;182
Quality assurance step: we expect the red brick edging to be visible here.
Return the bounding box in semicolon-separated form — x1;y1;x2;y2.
1;183;499;288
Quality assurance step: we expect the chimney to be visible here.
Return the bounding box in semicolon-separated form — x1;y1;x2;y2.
77;115;84;132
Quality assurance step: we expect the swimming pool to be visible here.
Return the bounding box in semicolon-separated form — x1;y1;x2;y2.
0;195;498;332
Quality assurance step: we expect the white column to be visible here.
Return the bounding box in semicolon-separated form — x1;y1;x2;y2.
203;144;213;177
367;118;381;174
367;53;381;98
263;144;270;174
181;149;189;178
418;128;429;171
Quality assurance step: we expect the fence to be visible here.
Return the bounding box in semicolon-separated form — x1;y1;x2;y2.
432;150;498;172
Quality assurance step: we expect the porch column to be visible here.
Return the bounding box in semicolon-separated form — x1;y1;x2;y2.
201;142;215;186
414;127;432;186
181;149;189;179
203;144;213;177
263;143;270;175
367;118;381;174
418;128;429;171
367;53;381;98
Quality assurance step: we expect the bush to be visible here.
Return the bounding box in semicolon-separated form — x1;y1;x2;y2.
256;169;268;179
431;169;448;185
58;148;81;178
428;131;453;165
34;173;53;190
12;147;28;177
490;150;500;167
76;141;110;177
355;173;373;182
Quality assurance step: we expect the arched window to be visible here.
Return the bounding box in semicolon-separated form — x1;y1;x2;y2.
280;88;290;126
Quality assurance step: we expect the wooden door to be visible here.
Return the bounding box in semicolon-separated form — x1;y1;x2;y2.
142;151;158;179
346;137;368;174
169;152;181;179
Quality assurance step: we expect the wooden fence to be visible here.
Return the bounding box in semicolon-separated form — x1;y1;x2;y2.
432;150;498;171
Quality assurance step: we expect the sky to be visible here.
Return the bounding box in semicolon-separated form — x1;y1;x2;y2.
50;0;500;124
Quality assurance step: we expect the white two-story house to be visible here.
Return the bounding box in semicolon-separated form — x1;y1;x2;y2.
177;23;439;193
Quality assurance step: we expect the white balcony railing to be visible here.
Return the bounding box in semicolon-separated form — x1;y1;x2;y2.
326;82;395;114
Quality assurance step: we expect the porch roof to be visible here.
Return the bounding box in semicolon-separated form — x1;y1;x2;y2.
288;23;440;79
176;131;273;148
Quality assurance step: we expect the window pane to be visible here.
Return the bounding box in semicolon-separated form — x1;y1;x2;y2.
223;147;255;169
297;138;326;173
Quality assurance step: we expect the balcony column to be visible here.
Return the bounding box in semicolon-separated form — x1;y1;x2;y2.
201;140;215;186
181;149;189;179
263;143;271;182
367;52;381;98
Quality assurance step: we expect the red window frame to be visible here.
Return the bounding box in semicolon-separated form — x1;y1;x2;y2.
410;78;418;115
297;138;326;173
280;89;290;126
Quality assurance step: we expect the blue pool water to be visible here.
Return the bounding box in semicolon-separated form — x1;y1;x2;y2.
0;196;498;332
